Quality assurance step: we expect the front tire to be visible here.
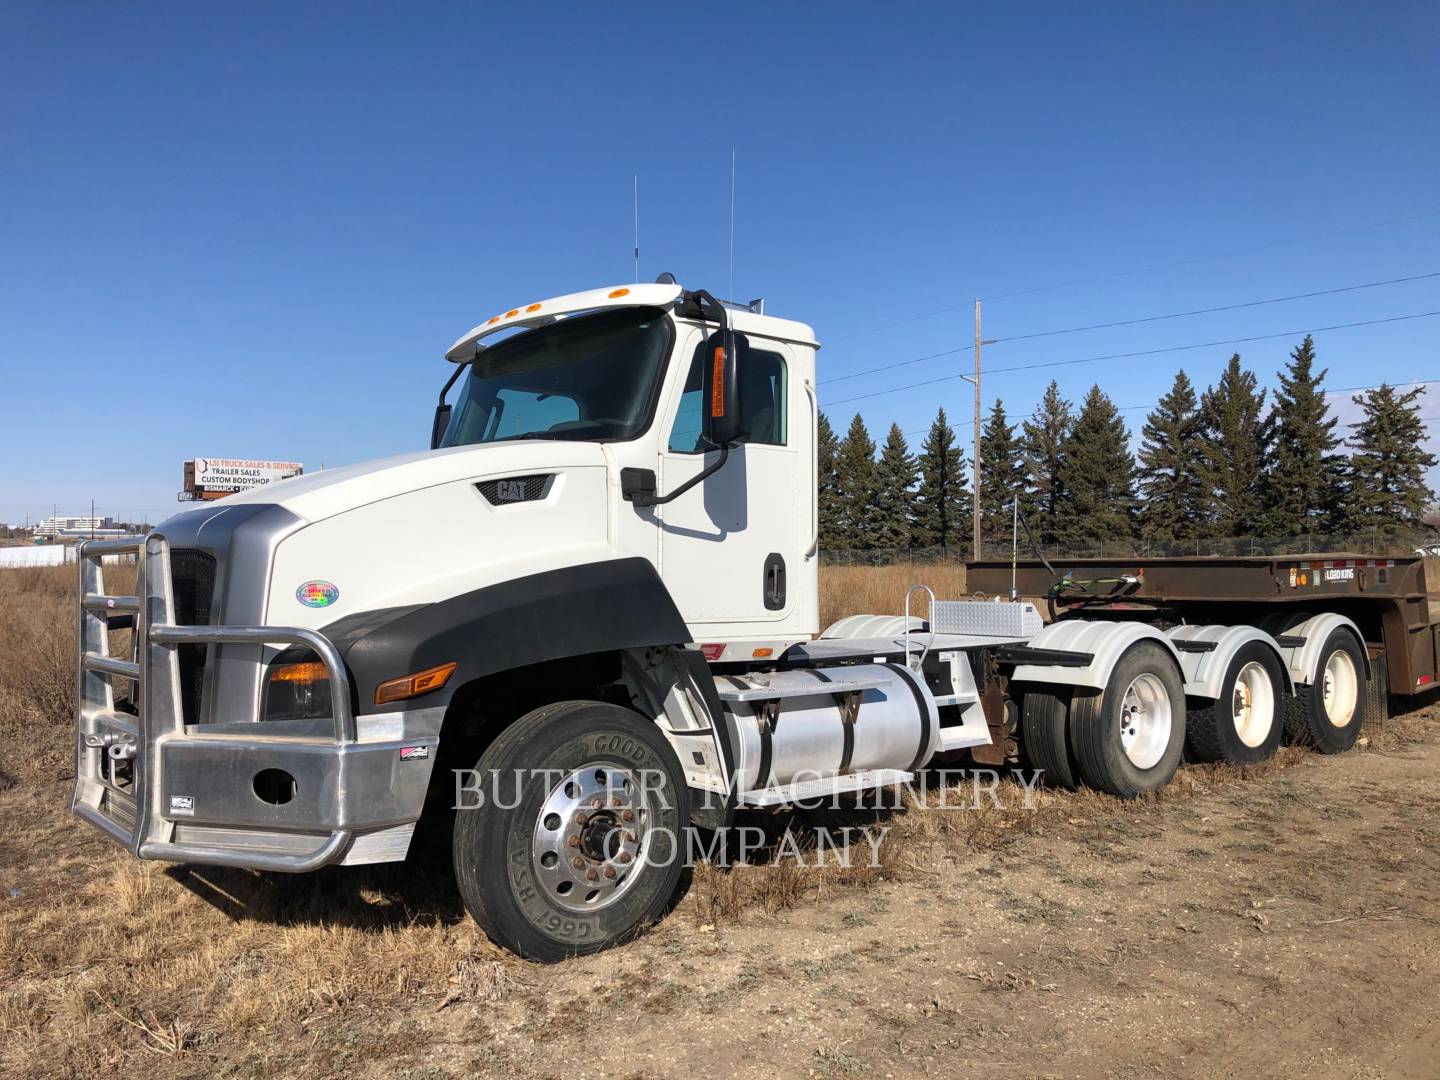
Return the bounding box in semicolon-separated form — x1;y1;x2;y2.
1071;642;1186;799
1285;629;1366;754
452;700;690;961
1185;642;1285;765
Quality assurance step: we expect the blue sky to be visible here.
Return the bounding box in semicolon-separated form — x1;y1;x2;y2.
2;2;1437;524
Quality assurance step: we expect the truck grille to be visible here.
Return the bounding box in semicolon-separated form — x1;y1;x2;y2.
170;549;216;725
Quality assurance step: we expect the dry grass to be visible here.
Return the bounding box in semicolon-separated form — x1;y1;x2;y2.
2;560;1438;1076
818;561;967;629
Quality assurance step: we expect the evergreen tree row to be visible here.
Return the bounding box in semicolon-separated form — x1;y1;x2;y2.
819;336;1436;551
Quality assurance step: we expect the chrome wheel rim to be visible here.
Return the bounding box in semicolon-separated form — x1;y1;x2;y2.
1119;673;1172;770
1231;661;1275;748
532;762;652;913
1322;650;1359;728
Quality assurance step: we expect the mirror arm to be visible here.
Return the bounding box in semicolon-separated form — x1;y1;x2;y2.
629;443;731;508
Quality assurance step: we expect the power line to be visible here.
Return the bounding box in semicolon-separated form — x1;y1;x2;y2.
827;207;1440;342
824;271;1440;387
821;310;1440;407
988;271;1440;344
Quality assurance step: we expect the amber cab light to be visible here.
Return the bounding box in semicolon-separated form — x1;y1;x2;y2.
374;661;458;705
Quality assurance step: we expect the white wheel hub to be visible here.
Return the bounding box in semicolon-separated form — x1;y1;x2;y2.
1321;650;1359;728
1119;672;1172;770
1231;661;1276;748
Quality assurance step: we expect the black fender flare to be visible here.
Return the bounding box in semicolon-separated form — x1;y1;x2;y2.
323;558;692;715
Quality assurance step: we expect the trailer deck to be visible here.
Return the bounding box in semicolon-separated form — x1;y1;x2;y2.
967;553;1440;696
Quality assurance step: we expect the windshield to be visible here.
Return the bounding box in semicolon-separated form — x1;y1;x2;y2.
439;306;673;447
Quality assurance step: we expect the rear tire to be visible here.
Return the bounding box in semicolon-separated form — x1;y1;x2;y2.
1284;629;1366;754
1185;642;1285;765
1071;642;1186;799
452;700;690;961
1019;685;1080;790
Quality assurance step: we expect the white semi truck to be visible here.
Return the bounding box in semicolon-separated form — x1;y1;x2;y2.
73;279;1379;960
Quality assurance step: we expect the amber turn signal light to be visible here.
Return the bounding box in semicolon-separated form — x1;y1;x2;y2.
269;661;328;685
374;661;458;705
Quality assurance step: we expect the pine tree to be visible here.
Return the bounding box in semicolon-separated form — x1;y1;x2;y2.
1055;385;1136;545
979;399;1029;543
871;424;919;550
833;413;877;549
1137;370;1203;543
1345;384;1437;535
1261;335;1344;536
914;407;970;553
1021;381;1072;545
816;411;844;550
1196;354;1268;539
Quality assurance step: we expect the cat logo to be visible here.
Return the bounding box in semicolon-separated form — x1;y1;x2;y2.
494;479;528;502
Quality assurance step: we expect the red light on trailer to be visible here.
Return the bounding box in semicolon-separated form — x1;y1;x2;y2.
1418;675;1433;687
699;643;726;661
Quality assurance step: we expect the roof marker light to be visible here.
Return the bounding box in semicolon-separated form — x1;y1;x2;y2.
608;288;631;298
505;309;520;318
486;316;501;325
525;303;542;312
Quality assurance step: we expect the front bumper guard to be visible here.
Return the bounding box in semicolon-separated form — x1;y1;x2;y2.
70;534;402;873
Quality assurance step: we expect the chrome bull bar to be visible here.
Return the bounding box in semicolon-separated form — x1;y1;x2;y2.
71;533;357;872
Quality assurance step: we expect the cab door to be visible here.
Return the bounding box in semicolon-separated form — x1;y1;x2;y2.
656;330;803;634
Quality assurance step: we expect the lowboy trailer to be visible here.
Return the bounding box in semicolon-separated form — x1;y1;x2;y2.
69;278;1418;960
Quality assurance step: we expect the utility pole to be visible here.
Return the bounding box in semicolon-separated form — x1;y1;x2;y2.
961;299;995;562
970;299;983;561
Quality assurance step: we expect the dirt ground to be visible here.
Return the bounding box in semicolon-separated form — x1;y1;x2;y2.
4;699;1438;1079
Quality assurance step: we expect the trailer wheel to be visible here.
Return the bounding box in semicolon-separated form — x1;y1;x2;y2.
1185;642;1285;765
1071;642;1185;799
1019;686;1080;790
452;700;690;961
1285;629;1366;754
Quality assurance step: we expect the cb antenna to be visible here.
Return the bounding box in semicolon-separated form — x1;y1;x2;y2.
633;174;640;284
728;148;736;300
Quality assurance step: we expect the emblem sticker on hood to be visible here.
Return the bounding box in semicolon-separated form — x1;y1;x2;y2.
297;580;339;608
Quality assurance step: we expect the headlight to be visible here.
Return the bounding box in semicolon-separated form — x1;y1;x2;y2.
263;651;333;723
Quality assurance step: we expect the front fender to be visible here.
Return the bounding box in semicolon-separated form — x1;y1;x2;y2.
324;557;691;715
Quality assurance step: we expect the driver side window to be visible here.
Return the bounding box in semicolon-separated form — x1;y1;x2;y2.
668;336;787;453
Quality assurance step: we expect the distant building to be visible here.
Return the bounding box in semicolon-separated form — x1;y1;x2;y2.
35;515;108;538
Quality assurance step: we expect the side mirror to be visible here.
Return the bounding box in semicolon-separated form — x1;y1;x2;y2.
430;403;453;449
701;330;742;448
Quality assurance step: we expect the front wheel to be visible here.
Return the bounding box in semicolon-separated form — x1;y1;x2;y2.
1071;642;1186;799
452;700;690;961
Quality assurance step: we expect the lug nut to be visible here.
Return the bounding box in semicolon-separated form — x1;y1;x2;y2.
617;851;633;864
585;868;599;882
571;856;584;869
610;796;623;807
567;836;580;848
603;866;617;879
590;797;603;809
575;812;589;827
621;810;635;823
625;831;637;844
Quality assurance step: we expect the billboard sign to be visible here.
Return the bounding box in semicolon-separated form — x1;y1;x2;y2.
184;458;303;498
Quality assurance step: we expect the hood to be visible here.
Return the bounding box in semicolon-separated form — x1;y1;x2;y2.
219;441;610;524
